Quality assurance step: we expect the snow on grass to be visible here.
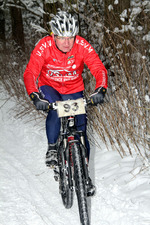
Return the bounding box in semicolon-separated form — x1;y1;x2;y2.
0;92;150;225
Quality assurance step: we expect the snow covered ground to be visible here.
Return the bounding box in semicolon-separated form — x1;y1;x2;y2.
0;92;150;225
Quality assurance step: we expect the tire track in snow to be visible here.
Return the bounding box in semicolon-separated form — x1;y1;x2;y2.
0;150;80;225
1;94;150;225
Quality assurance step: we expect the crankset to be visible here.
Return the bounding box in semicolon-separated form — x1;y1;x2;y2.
53;167;59;182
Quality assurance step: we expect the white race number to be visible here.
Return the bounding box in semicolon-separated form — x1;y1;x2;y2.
56;98;86;117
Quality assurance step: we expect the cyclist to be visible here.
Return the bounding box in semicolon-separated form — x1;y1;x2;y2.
24;11;107;193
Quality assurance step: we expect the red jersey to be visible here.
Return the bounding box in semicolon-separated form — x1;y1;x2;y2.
24;35;107;95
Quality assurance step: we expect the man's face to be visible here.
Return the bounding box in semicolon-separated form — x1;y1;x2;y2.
53;34;75;53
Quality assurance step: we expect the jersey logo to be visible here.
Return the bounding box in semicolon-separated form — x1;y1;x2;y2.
67;55;74;60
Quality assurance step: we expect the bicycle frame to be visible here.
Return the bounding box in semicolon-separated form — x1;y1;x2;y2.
59;115;89;179
51;98;92;224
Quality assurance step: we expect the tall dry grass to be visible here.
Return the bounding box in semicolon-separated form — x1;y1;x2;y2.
0;44;45;123
81;2;150;158
0;3;149;159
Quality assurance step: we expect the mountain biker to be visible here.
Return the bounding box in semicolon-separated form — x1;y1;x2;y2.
24;11;107;193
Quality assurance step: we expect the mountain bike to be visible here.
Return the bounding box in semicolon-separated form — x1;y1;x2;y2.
49;98;95;225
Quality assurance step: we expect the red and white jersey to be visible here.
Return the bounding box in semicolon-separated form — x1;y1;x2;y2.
24;35;107;95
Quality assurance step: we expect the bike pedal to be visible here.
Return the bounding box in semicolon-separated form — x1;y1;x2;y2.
54;175;59;182
86;178;96;197
53;168;59;182
49;164;55;169
87;186;96;197
86;184;96;197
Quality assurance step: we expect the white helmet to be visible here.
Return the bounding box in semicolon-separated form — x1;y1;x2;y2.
50;11;79;37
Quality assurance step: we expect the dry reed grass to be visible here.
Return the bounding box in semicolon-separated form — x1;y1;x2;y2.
82;3;150;158
0;5;149;159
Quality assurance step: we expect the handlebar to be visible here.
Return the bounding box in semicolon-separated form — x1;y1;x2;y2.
48;98;92;111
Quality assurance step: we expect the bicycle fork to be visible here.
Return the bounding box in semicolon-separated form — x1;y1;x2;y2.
64;136;74;190
69;131;90;189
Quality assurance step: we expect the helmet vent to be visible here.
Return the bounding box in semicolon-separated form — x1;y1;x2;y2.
50;11;79;37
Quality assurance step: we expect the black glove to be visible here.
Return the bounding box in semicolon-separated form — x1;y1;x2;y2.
30;92;49;111
90;87;106;105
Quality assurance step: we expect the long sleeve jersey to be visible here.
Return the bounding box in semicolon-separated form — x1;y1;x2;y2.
24;35;108;95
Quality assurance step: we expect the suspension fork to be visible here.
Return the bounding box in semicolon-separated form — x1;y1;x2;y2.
64;135;74;189
78;131;89;183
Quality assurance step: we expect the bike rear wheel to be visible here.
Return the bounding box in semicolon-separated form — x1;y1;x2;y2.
72;142;90;225
58;142;73;209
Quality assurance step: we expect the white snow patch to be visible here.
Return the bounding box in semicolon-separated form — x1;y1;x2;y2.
0;90;150;225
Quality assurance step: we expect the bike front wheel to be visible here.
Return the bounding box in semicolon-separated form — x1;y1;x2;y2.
58;141;73;209
72;142;90;225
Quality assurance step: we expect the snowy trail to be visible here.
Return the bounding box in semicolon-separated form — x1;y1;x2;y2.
0;95;150;225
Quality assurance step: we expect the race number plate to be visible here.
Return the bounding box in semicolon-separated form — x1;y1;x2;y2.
56;98;86;117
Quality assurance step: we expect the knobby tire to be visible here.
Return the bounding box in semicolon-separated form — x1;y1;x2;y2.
72;143;90;225
58;141;73;209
